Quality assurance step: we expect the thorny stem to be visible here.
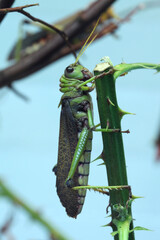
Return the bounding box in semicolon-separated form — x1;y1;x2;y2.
93;59;160;239
0;179;69;240
94;63;134;240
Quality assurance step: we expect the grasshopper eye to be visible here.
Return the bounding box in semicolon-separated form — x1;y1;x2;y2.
66;66;74;73
64;66;75;78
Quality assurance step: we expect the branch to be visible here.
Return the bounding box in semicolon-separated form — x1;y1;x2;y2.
0;3;74;54
0;179;69;240
0;0;116;87
1;3;77;62
8;5;141;69
0;4;39;13
0;0;15;23
19;9;77;59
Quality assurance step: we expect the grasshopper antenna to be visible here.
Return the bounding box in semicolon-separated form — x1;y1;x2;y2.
74;17;100;65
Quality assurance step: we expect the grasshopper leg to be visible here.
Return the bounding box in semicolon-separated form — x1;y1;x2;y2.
87;108;129;133
66;104;128;188
77;71;113;90
66;127;90;187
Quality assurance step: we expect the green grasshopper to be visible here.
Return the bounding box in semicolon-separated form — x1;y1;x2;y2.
53;23;125;218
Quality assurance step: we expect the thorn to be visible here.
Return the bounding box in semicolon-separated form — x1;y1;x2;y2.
8;84;29;101
131;195;144;199
107;97;115;106
93;188;109;195
91;151;104;162
105;214;112;218
106;202;111;214
119;107;135;120
106;119;110;128
102;221;113;227
121;129;130;134
97;162;105;166
120;72;128;77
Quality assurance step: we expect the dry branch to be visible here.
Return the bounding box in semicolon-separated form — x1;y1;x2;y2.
0;4;39;13
0;0;116;87
0;0;15;22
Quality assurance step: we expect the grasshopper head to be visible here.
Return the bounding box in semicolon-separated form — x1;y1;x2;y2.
64;64;93;81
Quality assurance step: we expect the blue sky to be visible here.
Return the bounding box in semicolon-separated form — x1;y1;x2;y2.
1;0;160;240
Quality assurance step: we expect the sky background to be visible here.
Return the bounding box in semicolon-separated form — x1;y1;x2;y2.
1;0;160;240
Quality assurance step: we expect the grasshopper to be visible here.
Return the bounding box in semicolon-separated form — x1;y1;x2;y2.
53;22;126;218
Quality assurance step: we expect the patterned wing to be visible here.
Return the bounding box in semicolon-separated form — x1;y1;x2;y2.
56;99;80;218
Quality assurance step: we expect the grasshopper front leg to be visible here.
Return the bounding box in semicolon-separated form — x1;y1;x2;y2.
77;70;113;91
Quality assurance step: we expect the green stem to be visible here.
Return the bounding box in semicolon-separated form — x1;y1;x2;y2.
118;220;131;240
0;179;69;240
113;62;160;80
93;59;160;239
94;64;134;240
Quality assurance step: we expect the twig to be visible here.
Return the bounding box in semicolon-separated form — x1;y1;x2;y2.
19;9;77;59
0;4;39;13
0;0;15;23
0;3;77;59
0;179;69;240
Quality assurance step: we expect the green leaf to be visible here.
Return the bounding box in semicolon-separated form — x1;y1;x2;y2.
129;226;151;233
111;231;118;236
113;62;160;80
